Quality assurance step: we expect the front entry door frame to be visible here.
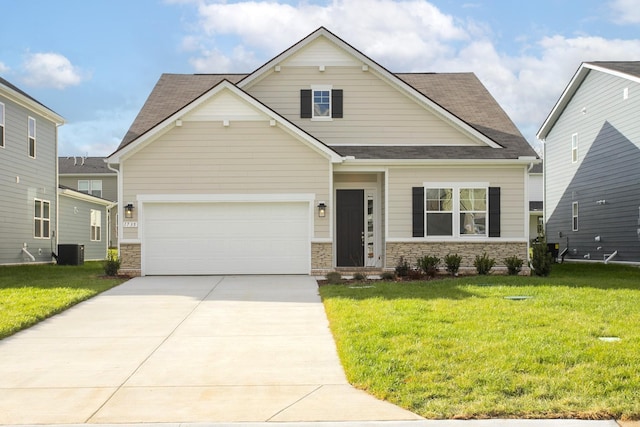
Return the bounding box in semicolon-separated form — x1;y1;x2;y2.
334;181;382;268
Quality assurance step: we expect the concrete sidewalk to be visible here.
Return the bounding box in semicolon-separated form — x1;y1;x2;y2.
0;275;420;424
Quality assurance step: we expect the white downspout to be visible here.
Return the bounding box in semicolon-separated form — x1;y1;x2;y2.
604;251;618;264
22;243;36;262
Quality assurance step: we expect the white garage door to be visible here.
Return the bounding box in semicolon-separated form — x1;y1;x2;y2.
143;202;310;275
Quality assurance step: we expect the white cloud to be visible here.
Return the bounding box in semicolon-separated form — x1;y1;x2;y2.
175;0;640;152
610;0;640;24
22;52;87;89
58;108;136;157
0;61;9;74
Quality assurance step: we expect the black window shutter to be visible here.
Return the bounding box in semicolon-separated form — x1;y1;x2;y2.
300;89;312;118
331;89;343;118
412;187;425;237
488;187;501;237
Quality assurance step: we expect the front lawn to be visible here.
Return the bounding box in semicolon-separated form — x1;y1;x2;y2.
0;262;127;339
320;263;640;420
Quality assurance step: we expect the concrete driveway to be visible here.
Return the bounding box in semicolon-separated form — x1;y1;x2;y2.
0;275;421;424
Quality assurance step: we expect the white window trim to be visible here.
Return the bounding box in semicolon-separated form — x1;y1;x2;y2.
0;102;5;149
34;198;51;239
423;182;489;238
79;179;103;198
571;133;578;164
90;209;102;242
572;202;579;231
28;116;36;159
311;84;332;121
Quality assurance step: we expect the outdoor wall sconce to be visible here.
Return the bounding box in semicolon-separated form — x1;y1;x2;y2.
124;203;135;219
317;202;327;218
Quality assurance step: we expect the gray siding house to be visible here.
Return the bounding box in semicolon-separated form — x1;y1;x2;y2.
537;62;640;262
59;157;118;247
58;186;113;261
0;77;64;265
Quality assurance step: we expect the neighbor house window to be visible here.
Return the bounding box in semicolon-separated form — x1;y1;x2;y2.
571;133;578;163
78;180;103;198
0;102;5;148
28;116;36;158
425;188;453;236
34;199;50;239
572;202;579;231
419;184;489;238
459;188;487;235
90;209;101;241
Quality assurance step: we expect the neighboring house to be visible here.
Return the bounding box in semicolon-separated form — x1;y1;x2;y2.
59;156;118;247
537;62;640;263
529;162;544;240
107;27;538;276
0;76;64;265
58;186;113;261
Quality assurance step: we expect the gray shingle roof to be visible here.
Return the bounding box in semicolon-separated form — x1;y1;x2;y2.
587;61;640;79
59;156;115;174
115;72;537;160
118;74;246;149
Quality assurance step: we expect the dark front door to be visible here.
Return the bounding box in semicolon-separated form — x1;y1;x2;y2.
337;189;364;267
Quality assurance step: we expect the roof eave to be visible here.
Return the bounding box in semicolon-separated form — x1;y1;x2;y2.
0;81;65;125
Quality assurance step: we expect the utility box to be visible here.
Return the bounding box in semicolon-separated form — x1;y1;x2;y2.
57;244;84;266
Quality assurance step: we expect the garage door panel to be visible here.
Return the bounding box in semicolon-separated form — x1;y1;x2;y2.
143;202;310;275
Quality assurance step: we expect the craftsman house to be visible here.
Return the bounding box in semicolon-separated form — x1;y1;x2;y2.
538;62;640;262
107;27;538;276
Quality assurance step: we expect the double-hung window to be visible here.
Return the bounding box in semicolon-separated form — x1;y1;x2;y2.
90;209;101;241
572;202;579;231
459;188;487;235
34;199;50;239
300;87;343;119
78;180;103;198
571;133;578;163
425;188;453;236
417;184;492;238
28;117;36;158
0;102;5;148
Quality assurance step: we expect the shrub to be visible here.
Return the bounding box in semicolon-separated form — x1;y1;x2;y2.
417;255;440;277
444;253;462;276
380;271;396;281
474;252;495;275
407;268;425;280
395;256;411;277
531;235;553;276
504;255;524;276
325;271;343;284
353;272;367;281
103;251;121;276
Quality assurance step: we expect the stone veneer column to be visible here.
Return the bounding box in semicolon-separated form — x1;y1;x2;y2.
311;242;333;275
119;243;141;276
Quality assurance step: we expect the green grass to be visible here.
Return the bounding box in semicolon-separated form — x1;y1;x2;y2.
0;262;127;339
320;263;640;420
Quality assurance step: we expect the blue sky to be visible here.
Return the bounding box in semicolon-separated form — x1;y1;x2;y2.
2;0;640;156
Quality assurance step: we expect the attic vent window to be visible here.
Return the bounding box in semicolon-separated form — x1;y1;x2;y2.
623;87;629;100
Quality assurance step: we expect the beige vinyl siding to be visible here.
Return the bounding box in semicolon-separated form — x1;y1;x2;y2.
246;65;480;146
122;120;331;240
388;166;526;238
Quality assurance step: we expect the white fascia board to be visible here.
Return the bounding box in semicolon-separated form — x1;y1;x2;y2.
137;193;316;204
0;82;65;125
337;157;539;168
107;80;343;164
58;188;114;207
537;64;590;140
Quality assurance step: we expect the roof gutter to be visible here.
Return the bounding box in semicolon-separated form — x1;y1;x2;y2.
337;156;540;167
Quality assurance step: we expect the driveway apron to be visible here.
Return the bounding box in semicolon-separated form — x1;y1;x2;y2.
0;275;421;424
